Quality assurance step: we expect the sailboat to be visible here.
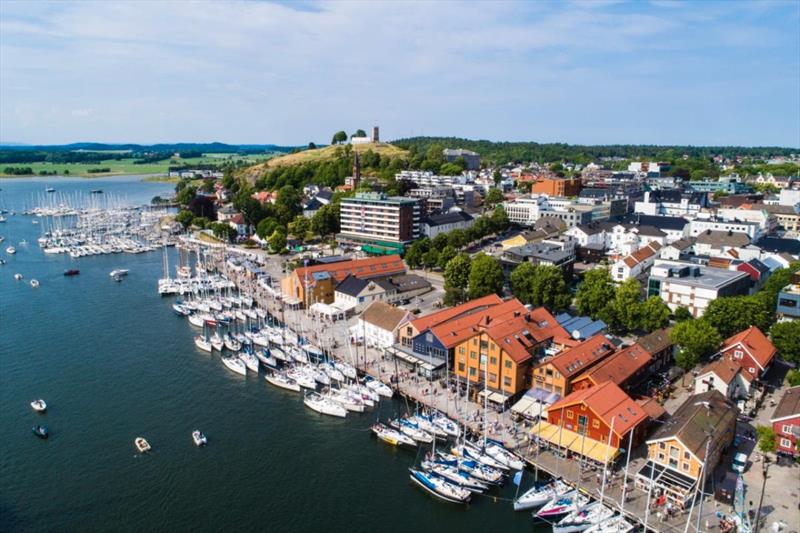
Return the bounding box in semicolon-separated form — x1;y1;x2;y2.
389;418;434;444
535;490;589;520
222;356;247;376
408;468;471;504
456;458;505;485
372;422;415;447
422;459;490;493
553;501;615;533
195;335;212;352
483;438;525;471
265;371;301;392
326;388;365;412
514;479;571;511
239;351;259;373
584;515;634;533
304;392;347;418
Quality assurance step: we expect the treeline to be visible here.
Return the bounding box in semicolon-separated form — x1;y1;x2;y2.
0;151;132;164
392;137;798;166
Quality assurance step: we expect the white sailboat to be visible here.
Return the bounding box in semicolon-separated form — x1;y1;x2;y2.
514;479;571;511
408;468;471;504
221;356;247;376
372;422;416;447
239;351;259;373
195;335;212;352
265;371;301;392
553;502;615;533
584;515;634;533
326;388;365;412
304;392;347;418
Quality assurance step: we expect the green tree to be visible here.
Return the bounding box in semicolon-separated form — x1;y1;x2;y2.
444;253;471;290
437;245;457;270
770;321;800;364
443;286;467;306
268;229;287;253
673;306;693;322
192;216;210;229
256;217;279;240
311;204;339;237
439;163;463;176
639;296;672;332
422;248;440;270
201;178;215;193
176;184;197;206
605;279;643;334
447;229;468;249
288;215;311;242
489;207;509;233
432;232;450;251
756;425;777;454
308;142;317;150
211;222;236;242
353;129;367;138
492;169;502;185
786;369;800;387
404;240;427;269
484;188;504;206
468;253;504;299
704;296;772;338
175;209;194;229
575;267;616;318
671;319;723;377
332;131;347;145
510;263;571;311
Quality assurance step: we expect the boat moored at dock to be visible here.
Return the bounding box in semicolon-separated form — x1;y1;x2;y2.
408;468;471;504
304;392;347;418
221;356;247;376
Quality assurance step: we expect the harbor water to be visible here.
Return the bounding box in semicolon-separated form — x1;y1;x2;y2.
0;177;542;532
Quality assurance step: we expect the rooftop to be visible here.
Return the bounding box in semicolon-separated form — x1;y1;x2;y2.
650;260;750;289
549;381;649;437
697;358;745;385
575;343;652;387
292;255;406;284
720;326;776;372
360;301;410;333
545;334;616;378
771;386;800;422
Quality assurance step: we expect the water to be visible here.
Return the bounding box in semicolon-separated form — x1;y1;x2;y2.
0;177;540;532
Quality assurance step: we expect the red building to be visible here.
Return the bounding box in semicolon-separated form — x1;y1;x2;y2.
717;326;776;382
771;385;800;457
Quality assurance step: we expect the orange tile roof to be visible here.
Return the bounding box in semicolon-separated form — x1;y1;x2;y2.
721;326;776;372
292;255;406;284
574;343;652;387
429;298;524;349
409;294;502;333
550;381;649;437
697;358;747;384
483;306;568;364
547;335;616;378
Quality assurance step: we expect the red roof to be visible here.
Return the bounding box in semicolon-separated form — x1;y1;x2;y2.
574;343;652;387
292;255;406;284
720;326;776;373
409;294;502;333
549;381;649;437
697;358;748;384
547;335;616;378
230;213;245;224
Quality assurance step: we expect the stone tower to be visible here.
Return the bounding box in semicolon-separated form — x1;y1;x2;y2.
371;125;379;143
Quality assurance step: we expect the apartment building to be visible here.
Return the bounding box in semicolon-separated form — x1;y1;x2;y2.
503;195;613;228
530;176;582;197
338;192;421;245
531;335;616;398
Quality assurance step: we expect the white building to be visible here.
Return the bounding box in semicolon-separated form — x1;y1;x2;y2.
503;195;611;228
687;219;762;241
352;301;412;349
694;359;752;400
611;242;662;282
420;210;475;239
778;189;800;207
634;190;707;217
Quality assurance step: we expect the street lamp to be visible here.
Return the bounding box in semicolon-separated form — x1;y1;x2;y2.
753;456;770;532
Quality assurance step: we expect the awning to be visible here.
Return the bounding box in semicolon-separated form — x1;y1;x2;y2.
478;390;509;404
531;421;620;465
393;350;420;366
511;388;560;419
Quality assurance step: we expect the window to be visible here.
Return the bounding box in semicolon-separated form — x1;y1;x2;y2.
778;298;797;308
592;419;600;429
659;442;666;450
734;350;743;359
457;363;465;372
749;367;756;374
546;369;554;377
505;360;512;369
490;357;497;365
459;347;465;355
406;327;412;336
470;351;477;359
658;452;665;461
780;438;792;448
684;451;691;460
480;340;488;351
469;367;476;377
669;446;679;459
669;457;678;468
503;377;512;387
566;410;574;419
782;424;794;434
682;462;690;472
489;373;497;382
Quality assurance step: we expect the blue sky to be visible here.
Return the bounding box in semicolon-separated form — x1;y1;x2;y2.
1;0;798;147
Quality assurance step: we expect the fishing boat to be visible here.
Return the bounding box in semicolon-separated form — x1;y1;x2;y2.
364;376;393;398
304;392;347;418
63;269;80;276
535;490;589;520
109;269;129;277
32;425;49;439
30;399;47;412
194;336;212;352
30;279;39;288
6;246;16;254
372;422;415;447
135;437;151;453
422;460;489;492
484;438;525;471
553;502;615;533
514;479;571;511
239;351;259;373
222;356;247;376
584;515;634;533
390;418;434;444
192;430;208;447
265;371;301;392
408;468;471;504
14;273;22;280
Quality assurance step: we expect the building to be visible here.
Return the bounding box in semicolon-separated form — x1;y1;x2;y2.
420;210;475;238
612;242;662;282
686;176;751;194
635;190;709;217
443;148;480;170
636;327;675;374
338;192;422;246
715;326;776;383
628;162;664;174
503;195;614;228
647;260;751;317
354;301;411;349
758;204;800;234
280;255;406;307
660;238;695;261
571;343;653;392
692;230;751;258
778;188;800;207
770;386;800;457
694;359;751;401
500;241;575;277
555;313;608;341
776;272;800;321
530;176;581;197
636;391;737;504
395;170;470;189
532;335;616;398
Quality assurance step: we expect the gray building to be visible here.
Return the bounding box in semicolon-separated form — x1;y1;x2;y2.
443;148;480;170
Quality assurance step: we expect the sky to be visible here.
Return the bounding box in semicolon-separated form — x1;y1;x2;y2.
1;0;799;147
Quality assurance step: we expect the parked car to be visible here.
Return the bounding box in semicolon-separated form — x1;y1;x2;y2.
732;452;748;473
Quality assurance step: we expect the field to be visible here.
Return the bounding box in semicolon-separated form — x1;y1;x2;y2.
0;153;275;178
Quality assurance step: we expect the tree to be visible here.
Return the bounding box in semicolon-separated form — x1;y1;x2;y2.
211;222;236;242
268;229;287;254
201;178;215;193
176;184;197;206
444;253;471;290
256;217;279;240
673;306;693;322
510;263;571;311
468;253;504;299
443;286;467;306
770;321;800;364
671;319;723;375
331;131;347;145
639;296;672;332
353;129;367;138
311;204;339;237
575;267;616;318
484;188;504;207
437;245;457;270
489;207;509;233
422;248;440;270
432;232;449;251
704;296;772;338
175;209;194;229
192;216;210;229
492;169;502;185
756;425;777;454
605;279;643;334
288;215;311;242
308;142;317;150
439;162;463;176
447;229;468;249
404;241;426;269
786;369;800;387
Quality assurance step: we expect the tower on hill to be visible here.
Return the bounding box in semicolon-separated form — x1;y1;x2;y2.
372;125;379;143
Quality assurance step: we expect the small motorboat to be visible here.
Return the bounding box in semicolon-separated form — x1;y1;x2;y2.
113;274;123;282
408;468;471;504
6;246;16;255
109;269;129;277
32;425;49;439
90;189;103;194
135;437;151;453
14;273;22;280
64;269;80;276
192;430;208;447
45;187;55;193
30;279;39;288
31;399;47;412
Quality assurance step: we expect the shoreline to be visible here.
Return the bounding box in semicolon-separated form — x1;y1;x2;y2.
0;172;169;181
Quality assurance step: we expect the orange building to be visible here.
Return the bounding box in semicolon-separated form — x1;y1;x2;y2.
397;294;503;348
571;343;652;391
532;335;616;398
530;176;581;197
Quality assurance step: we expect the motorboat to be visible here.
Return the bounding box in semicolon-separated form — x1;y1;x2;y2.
32;425;49;439
535;490;589;520
451;443;508;471
64;269;80;276
389;418;434;444
239;351;259;373
422;460;489;493
457;459;505;485
31;399;47;412
409;468;471;504
585;515;635;533
195;336;212;352
553;502;615;533
304;392;347;418
113;274;123;282
172;303;192;317
30;279;39;288
484;438;525;471
6;246;16;254
90;189;103;194
372;422;415;447
109;269;129;277
514;479;571;511
14;273;22;280
364;376;393;398
326;388;365;412
265;371;301;392
222;356;247;376
45;187;55;193
192;430;208;447
135;437;151;453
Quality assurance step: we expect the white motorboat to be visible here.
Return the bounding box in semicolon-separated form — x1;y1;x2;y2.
326;388;365;412
239;351;259;373
195;336;213;352
30;399;47;412
222;356;247;376
30;279;39;288
514;479;571;511
304;392;347;418
135;437;151;453
484;439;525;471
409;468;471;504
585;515;634;533
535;490;589;520
192;430;208;446
553;502;615;533
6;246;16;255
109;269;128;277
210;333;224;352
265;371;301;392
14;273;23;280
364;377;393;398
372;422;416;447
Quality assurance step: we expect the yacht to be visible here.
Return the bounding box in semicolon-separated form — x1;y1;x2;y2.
321;362;345;382
224;335;242;352
421;460;489;493
535;491;589;520
457;458;505;485
209;333;224;352
310;366;331;386
483;438;525;471
32;425;49;439
389;418;434;444
192;430;208;447
304;392;347;418
326;388;365;412
222;356;247;376
372;422;415;447
286;367;317;390
451;443;507;471
45;187;55;193
30;399;47;412
334;360;357;380
553;502;615;533
109;269;129;277
6;246;16;254
255;349;277;368
194;336;212;352
265;371;301;392
172;303;191;317
239;351;259;373
514;479;571;511
135;437;151;453
364;377;393;398
585;515;634;533
408;468;471;504
432;413;460;438
30;279;39;288
409;415;448;439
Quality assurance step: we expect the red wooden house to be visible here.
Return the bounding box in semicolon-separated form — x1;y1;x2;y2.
771;385;800;457
717;326;776;382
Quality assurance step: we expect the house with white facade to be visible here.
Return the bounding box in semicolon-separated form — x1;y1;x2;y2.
687;218;763;241
694;359;752;400
693;230;751;258
612;242;662;282
420;210;475;238
353;301;412;348
634;190;709;217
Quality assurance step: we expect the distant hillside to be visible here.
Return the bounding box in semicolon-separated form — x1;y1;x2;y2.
0;142;296;154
